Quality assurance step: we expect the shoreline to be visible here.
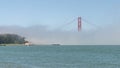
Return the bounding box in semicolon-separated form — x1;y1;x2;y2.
0;44;25;46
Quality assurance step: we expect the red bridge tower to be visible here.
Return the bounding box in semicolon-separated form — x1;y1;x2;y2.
78;17;82;32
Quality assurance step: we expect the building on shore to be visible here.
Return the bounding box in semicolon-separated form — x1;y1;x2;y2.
24;41;30;46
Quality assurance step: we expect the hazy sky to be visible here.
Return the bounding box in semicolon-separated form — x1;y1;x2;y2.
0;0;120;45
0;0;120;28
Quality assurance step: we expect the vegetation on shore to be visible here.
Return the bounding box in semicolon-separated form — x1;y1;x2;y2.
0;34;26;45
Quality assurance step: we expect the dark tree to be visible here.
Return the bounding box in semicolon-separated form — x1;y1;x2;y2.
0;34;25;44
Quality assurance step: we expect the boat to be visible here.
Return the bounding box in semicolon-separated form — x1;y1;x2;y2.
51;44;61;46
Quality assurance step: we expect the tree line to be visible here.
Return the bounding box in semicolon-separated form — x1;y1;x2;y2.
0;34;26;44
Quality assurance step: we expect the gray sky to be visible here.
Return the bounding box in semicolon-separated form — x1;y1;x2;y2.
0;23;119;45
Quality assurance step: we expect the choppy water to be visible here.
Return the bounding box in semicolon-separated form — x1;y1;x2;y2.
0;45;120;68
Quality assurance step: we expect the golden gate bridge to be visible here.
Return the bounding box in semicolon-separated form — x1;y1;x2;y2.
57;17;100;32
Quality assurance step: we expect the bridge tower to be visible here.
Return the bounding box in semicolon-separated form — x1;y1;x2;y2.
78;17;82;32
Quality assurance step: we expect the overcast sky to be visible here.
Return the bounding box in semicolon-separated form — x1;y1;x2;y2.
0;0;120;45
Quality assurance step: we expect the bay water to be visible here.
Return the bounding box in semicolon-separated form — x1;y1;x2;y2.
0;45;120;68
